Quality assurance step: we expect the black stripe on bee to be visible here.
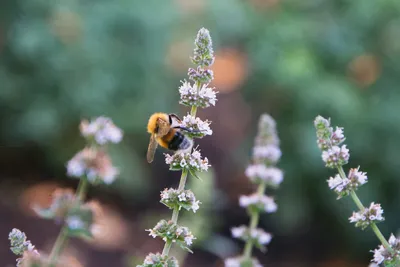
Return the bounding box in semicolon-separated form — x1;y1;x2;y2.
168;132;185;151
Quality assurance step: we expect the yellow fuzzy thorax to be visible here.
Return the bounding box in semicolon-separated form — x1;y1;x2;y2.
147;113;169;134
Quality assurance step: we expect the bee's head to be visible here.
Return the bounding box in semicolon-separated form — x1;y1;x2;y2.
147;113;170;134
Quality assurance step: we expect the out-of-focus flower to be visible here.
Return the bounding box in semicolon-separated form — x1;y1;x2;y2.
231;225;272;251
137;253;179;267
349;202;384;230
245;164;283;187
80;117;123;145
239;193;277;213
327;167;368;198
160;188;201;213
34;188;75;221
67;148;119;185
224;256;262;267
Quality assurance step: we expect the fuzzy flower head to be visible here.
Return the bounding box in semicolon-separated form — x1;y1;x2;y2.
160;188;201;213
179;81;217;108
165;148;210;177
80;117;123;145
314;115;346;151
9;229;38;257
251;114;281;165
239;193;277;214
191;27;215;67
245;164;283;188
67;147;119;185
327;167;368;198
188;66;214;84
321;145;350;168
349;202;384;230
255;114;279;147
34;188;76;221
137;253;179;267
231;225;272;252
146;220;196;252
224;256;262;267
181;114;212;138
371;234;400;265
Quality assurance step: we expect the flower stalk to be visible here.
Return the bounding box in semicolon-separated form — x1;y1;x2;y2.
138;28;216;267
9;117;123;267
314;115;399;265
225;114;283;267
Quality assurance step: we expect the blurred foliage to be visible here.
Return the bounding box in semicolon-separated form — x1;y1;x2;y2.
2;0;400;265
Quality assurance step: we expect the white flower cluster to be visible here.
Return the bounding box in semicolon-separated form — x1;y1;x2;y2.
80;116;123;145
147;220;196;248
160;188;200;213
252;144;282;164
138;253;179;267
327;167;368;198
181;114;212;138
231;225;272;246
224;256;262;267
372;234;400;265
67;148;119;185
165;148;210;173
9;229;39;257
245;164;283;187
349;202;384;229
321;145;350;168
179;80;217;108
239;193;277;213
315;116;346;150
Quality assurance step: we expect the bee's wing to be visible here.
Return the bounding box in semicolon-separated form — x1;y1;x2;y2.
147;134;158;163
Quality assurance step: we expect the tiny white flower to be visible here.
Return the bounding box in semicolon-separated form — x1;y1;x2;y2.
231;226;247;238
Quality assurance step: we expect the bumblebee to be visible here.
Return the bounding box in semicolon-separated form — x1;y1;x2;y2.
146;113;194;163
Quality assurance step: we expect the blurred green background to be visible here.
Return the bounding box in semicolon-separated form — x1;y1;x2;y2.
1;0;400;266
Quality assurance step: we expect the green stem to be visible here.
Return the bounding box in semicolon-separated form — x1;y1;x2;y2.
162;169;189;257
337;166;392;250
371;223;392;249
48;178;89;266
76;177;88;201
161;80;201;257
242;182;266;260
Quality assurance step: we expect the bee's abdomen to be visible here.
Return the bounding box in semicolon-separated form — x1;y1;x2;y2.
168;131;192;151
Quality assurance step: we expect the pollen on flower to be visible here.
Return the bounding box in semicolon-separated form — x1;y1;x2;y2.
67;148;120;185
181;114;212;138
349;202;384;229
179;80;217;108
80;117;123;145
239;193;277;213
